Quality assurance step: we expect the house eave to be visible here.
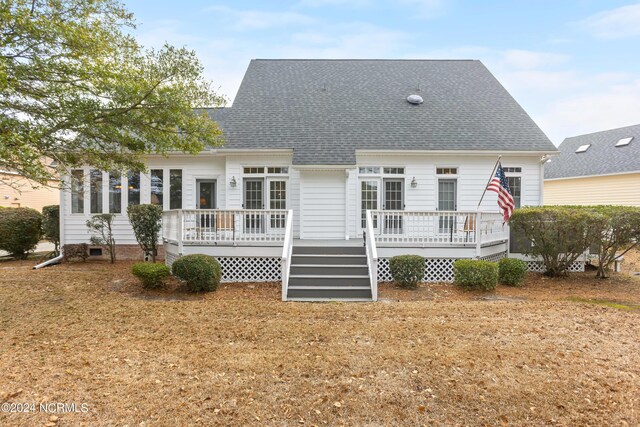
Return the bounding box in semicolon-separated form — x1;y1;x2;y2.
356;149;559;157
545;170;640;181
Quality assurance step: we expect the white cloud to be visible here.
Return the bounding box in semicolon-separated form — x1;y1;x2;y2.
206;5;316;31
501;49;569;70
580;3;640;39
297;0;372;7
536;79;640;144
398;0;448;19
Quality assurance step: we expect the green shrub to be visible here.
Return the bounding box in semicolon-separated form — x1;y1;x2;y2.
171;254;221;292
127;204;163;262
509;206;605;277
132;262;171;289
586;205;640;279
389;255;425;288
62;243;89;262
498;258;528;286
453;259;498;291
42;205;60;255
0;207;43;259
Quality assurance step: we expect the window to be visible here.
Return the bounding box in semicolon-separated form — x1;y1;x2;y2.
267;167;288;174
383;167;404;174
90;170;102;213
169;169;182;209
506;176;521;209
128;171;140;206
503;167;522;173
70;170;84;213
436;167;458;175
150;169;163;206
575;144;590;153
244;167;265;174
358;167;380;174
616;137;633;147
108;172;121;213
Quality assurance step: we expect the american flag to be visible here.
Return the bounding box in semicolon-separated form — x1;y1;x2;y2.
487;163;515;222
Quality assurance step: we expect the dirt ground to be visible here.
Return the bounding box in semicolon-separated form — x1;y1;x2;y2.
1;257;639;426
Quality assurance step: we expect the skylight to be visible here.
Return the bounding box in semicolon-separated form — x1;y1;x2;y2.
615;137;633;147
575;144;591;153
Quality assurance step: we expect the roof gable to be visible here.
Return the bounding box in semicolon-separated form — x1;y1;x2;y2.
545;124;640;179
214;59;557;164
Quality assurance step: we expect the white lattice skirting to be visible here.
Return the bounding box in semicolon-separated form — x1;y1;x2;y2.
479;251;508;263
165;254;281;283
526;260;585;273
378;258;457;283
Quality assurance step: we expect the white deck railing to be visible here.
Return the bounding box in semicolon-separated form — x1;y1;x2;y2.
281;209;294;301
162;209;290;245
368;210;508;246
364;210;378;301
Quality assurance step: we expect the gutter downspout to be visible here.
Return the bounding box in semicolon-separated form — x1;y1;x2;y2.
33;254;63;269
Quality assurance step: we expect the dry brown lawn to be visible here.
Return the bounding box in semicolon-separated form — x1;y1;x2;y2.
1;258;639;426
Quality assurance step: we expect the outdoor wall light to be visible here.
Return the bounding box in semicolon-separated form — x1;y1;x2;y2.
411;177;417;188
230;176;237;188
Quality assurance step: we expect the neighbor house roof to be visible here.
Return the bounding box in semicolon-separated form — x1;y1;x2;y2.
207;59;557;165
544;124;640;180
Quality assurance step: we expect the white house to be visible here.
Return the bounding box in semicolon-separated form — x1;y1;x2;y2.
59;59;558;301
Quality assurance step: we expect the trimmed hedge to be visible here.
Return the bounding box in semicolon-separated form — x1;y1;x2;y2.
389;255;425;288
127;204;163;262
132;262;171;289
171;254;221;292
42;205;60;254
498;258;528;286
62;243;89;262
0;207;43;259
453;259;498;291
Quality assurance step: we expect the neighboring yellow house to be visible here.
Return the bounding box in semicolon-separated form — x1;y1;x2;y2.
0;171;60;212
545;124;640;206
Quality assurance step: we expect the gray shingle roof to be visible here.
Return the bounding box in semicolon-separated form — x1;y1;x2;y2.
544;124;640;180
208;59;557;165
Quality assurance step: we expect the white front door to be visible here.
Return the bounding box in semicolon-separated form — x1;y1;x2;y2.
301;171;345;239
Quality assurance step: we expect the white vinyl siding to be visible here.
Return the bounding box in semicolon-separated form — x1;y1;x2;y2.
300;170;345;239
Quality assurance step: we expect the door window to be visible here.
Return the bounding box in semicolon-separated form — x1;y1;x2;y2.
244;179;264;231
384;179;404;233
269;180;286;228
438;179;457;233
197;180;216;209
360;180;378;228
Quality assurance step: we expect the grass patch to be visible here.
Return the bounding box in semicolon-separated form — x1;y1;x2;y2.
568;296;640;311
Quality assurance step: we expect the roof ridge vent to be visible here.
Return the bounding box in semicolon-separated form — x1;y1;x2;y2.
407;94;423;105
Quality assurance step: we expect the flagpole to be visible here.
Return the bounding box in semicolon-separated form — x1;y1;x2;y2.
476;155;502;210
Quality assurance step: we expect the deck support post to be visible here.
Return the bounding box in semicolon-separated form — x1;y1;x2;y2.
177;209;184;255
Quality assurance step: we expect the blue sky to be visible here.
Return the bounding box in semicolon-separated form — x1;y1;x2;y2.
126;0;640;145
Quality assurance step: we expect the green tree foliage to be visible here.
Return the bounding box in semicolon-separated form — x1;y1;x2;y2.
509;206;605;277
588;206;640;279
1;0;225;187
41;205;59;255
0;207;42;259
86;213;116;263
127;204;162;262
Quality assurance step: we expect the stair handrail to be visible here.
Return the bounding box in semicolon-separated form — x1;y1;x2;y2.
281;209;294;301
365;209;379;301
